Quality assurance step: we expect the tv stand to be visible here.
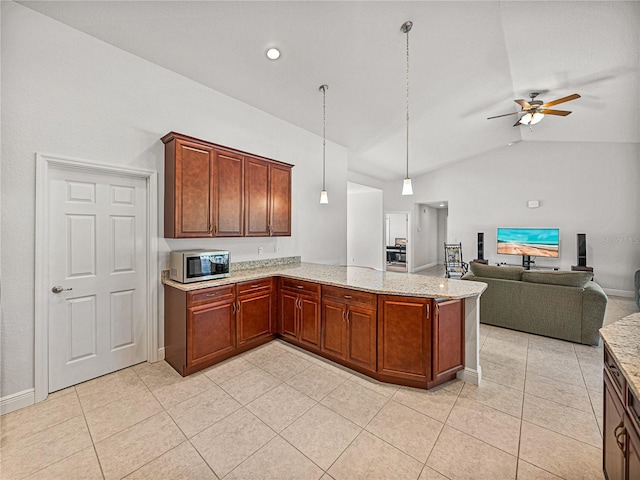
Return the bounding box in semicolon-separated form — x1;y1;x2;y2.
522;255;533;270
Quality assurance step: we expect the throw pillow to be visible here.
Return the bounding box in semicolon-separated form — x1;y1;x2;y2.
469;262;524;281
522;271;593;288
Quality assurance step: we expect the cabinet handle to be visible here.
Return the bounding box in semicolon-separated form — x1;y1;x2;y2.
232;302;236;314
614;422;626;452
426;304;430;318
343;295;352;299
342;309;347;322
251;284;260;288
346;310;350;323
608;363;621;378
206;293;218;297
236;301;241;313
296;285;304;289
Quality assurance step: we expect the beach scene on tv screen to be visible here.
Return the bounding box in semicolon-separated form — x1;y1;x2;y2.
497;228;559;258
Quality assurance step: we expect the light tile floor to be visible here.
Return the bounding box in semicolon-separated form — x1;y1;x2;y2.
2;295;637;479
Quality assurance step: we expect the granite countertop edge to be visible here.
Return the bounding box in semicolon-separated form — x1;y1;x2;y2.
161;262;487;300
600;312;640;400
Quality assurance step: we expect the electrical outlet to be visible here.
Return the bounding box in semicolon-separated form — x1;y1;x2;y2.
258;247;264;255
276;245;281;252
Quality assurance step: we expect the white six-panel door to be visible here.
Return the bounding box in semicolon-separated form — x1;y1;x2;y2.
47;167;148;392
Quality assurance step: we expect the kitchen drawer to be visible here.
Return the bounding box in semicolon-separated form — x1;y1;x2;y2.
237;278;272;296
187;284;235;307
322;285;376;309
281;278;321;296
604;345;626;400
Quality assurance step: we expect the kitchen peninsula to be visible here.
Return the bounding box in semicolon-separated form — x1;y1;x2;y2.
163;260;487;390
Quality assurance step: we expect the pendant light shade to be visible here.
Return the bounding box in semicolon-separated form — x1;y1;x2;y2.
319;84;329;204
401;21;414;196
402;178;413;196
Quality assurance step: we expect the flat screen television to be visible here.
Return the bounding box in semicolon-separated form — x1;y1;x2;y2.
497;228;559;258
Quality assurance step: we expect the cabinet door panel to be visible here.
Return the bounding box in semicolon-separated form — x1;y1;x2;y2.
245;158;270;236
321;300;346;359
215;151;244;236
627;414;640;480
378;296;431;382
347;307;376;372
432;300;464;382
299;295;320;349
270;164;291;236
176;141;213;237
280;290;298;340
604;372;626;480
237;292;272;346
187;302;235;367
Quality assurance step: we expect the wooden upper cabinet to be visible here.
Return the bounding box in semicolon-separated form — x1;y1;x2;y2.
164;137;214;238
162;132;292;238
270;164;292;236
215;150;244;237
245;157;271;237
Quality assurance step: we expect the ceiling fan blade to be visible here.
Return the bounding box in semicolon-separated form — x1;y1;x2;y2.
542;93;581;108
513;118;523;127
515;99;531;109
487;112;520;120
540;109;572;116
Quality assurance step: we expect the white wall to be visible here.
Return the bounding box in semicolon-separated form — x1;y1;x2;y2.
347;189;384;270
1;2;348;398
413;205;439;270
437;209;448;263
383;141;640;294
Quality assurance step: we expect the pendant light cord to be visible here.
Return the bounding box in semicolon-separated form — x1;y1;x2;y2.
405;23;410;180
322;85;326;191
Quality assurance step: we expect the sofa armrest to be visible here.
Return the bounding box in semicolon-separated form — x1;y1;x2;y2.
581;281;608;345
461;272;475;281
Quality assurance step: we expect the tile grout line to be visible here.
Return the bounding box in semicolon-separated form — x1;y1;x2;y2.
514;332;529;480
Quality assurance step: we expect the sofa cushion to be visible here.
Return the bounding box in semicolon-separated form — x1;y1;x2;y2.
522;270;593;288
469;262;524;281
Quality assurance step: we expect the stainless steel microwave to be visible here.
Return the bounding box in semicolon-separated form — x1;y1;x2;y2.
169;250;230;283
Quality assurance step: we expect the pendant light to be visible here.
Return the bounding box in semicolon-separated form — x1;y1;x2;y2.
401;21;414;196
319;84;329;204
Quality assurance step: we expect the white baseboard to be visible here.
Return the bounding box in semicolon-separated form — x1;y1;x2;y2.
1;388;35;415
156;347;165;362
604;289;635;298
457;366;481;386
412;262;438;273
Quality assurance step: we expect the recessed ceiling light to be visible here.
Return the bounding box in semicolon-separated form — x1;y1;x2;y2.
266;48;280;60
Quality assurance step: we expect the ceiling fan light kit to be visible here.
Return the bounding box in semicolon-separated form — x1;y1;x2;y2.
487;92;581;128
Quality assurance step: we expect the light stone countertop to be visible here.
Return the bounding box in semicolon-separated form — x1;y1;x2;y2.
162;262;487;300
600;312;640;399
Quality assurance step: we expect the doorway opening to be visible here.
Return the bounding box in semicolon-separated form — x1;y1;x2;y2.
385;212;410;272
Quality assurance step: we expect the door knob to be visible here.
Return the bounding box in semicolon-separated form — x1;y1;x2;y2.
51;285;73;294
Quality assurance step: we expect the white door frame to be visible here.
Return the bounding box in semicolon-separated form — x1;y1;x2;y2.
384;211;412;272
34;153;158;403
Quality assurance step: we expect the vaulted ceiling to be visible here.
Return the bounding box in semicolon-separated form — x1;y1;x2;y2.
18;1;640;180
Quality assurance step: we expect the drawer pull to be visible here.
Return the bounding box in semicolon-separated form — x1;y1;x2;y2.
297;285;304;289
343;295;352;299
251;284;260;288
608;363;621;378
206;293;218;297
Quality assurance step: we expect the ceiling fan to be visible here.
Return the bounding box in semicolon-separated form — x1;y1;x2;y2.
487;92;581;127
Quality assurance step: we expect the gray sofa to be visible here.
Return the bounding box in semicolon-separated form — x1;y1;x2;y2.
461;262;607;345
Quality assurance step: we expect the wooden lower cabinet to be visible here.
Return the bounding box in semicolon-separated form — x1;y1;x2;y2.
604;371;626;480
321;286;376;372
166;276;465;389
278;279;321;350
603;344;640;480
187;300;235;367
165;282;274;376
236;278;273;347
377;295;432;385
